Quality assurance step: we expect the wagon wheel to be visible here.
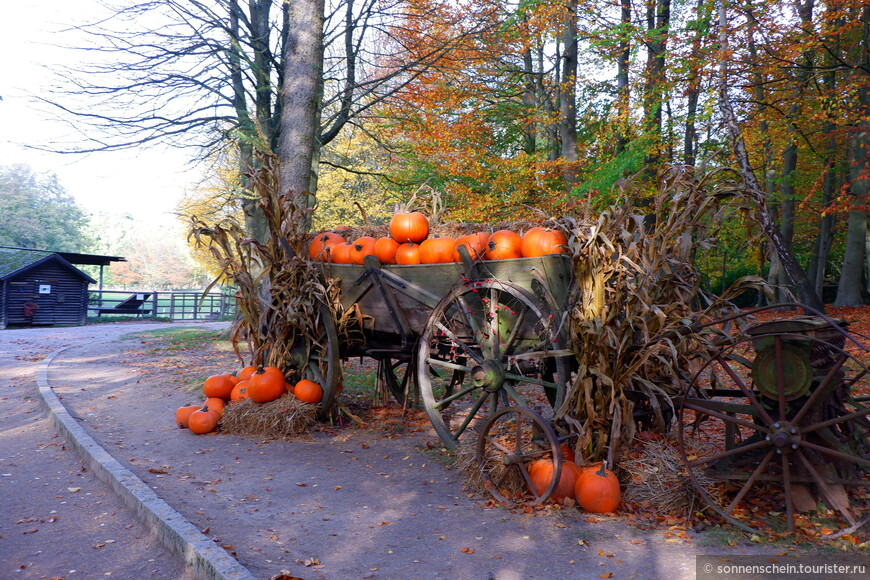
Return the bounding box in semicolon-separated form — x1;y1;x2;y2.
477;406;562;505
678;331;870;534
418;280;573;448
377;355;417;406
288;304;342;412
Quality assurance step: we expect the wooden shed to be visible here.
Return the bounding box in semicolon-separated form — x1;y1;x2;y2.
0;247;97;329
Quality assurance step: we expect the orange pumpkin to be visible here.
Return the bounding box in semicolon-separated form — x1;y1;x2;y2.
203;374;235;400
390;212;429;243
175;404;201;429
485;230;522;260
308;232;347;262
395;243;422;265
419;236;456;264
238;366;258;381
575;460;621;513
247;366;286;403
349;236;377;265
188;406;220;434
230;380;250;403
560;444;576;463
204;397;226;417
373;237;400;264
528;459;581;500
294;379;323;404
331;242;354;264
521;228;568;257
454;232;490;261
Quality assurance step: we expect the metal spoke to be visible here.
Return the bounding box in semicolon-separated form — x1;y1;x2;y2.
725;448;775;516
799;439;870;468
795;449;858;526
426;357;474;374
502;306;527;356
434;321;484;364
715;354;775;425
790;353;849;425
683;401;766;434
688;439;769;467
782;454;795;532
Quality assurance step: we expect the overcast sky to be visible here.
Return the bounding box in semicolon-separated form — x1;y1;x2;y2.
0;0;200;227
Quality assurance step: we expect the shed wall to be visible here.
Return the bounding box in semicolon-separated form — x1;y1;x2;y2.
5;262;89;326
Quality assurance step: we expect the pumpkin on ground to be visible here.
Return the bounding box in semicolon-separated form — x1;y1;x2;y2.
485;230;523;260
373;237;400;264
527;459;582;500
294;379;323;404
247;366;287;403
395;243;422;265
230;380;250;403
204;397;226;417
188;406;220;434
175;404;201;429
389;212;429;243
238;366;258;381
521;228;568;257
575;460;621;513
203;374;236;400
308;232;346;262
419;236;456;264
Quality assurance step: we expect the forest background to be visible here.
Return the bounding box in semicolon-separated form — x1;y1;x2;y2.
1;0;868;305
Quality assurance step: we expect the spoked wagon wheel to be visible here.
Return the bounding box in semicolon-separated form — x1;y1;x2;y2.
678;324;870;534
418;280;573;448
477;406;562;505
287;304;342;412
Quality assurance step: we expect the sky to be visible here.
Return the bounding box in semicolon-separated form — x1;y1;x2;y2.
0;1;201;228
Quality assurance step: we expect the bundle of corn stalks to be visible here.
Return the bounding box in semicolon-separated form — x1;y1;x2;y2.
220;394;318;438
188;150;342;368
558;165;771;464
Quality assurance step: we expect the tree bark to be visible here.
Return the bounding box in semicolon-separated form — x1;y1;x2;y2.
616;0;631;155
277;0;325;218
834;3;870;307
643;0;670;165
560;0;579;189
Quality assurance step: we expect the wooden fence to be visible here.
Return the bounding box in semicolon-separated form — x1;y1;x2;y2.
88;289;236;322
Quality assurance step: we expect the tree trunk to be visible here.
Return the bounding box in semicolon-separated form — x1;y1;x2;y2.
717;0;823;311
616;0;631;155
560;0;579;189
521;14;537;156
277;0;325;223
643;0;670;166
834;3;870;307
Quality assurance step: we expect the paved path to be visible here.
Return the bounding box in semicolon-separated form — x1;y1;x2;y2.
3;322;862;580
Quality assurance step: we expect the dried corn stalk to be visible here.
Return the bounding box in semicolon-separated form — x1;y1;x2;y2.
188;150;341;368
559;165;771;464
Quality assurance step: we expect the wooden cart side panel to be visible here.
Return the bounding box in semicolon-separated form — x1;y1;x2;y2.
316;255;572;336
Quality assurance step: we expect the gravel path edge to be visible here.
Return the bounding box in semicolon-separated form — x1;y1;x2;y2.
37;345;255;580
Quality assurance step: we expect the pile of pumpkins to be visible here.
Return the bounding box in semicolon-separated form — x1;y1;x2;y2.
174;365;323;435
309;211;568;265
528;445;621;513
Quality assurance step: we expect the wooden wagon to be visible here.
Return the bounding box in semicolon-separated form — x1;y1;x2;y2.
287;248;869;531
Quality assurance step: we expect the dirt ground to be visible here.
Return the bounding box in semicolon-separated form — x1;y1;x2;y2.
33;324;862;580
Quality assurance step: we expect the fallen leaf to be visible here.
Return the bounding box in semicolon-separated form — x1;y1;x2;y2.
460;547;474;554
148;468;168;474
67;487;81;493
599;573;613;578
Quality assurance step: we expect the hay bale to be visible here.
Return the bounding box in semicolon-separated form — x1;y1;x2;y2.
621;439;721;517
220;394;317;439
452;431;528;500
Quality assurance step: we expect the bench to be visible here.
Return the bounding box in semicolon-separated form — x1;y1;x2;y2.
94;293;153;317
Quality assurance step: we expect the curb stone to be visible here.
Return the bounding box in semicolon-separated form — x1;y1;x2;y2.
37;346;254;580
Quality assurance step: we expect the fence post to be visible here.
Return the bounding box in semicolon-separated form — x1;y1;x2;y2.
152;292;159;319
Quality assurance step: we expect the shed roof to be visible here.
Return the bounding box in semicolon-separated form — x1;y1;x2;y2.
0;247;97;283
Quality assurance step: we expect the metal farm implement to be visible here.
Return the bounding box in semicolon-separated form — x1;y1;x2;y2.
294;246;870;533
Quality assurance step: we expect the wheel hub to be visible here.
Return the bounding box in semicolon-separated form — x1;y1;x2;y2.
767;421;801;452
472;361;505;392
